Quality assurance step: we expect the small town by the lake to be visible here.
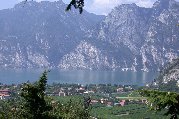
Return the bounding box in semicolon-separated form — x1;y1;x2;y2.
1;72;179;119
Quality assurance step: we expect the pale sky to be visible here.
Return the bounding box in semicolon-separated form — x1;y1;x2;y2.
0;0;179;15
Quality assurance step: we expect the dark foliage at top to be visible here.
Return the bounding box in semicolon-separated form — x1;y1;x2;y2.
66;0;84;14
20;70;54;119
24;0;85;14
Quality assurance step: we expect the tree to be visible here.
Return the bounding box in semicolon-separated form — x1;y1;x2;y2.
0;70;92;119
0;100;17;119
66;0;84;14
140;58;179;119
24;0;85;14
56;98;91;119
0;97;24;119
20;70;55;119
139;90;179;119
159;80;179;93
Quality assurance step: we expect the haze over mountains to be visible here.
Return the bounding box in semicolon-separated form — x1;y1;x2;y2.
0;0;178;71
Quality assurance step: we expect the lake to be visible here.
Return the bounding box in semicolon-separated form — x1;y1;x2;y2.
0;69;158;86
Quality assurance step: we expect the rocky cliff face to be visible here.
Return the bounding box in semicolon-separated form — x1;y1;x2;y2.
0;1;104;68
0;0;178;71
60;0;179;71
162;58;179;83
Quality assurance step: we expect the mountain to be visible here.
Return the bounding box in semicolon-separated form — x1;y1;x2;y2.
157;58;179;83
0;0;178;71
59;0;179;71
0;1;104;68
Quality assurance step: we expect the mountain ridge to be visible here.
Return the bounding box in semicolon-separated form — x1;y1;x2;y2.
0;0;178;71
60;0;179;71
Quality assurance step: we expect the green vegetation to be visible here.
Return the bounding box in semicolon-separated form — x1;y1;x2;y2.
1;72;171;119
53;95;83;104
0;58;179;119
159;80;179;93
54;97;90;119
139;59;179;119
20;70;55;119
139;90;179;119
0;99;21;119
0;71;91;119
90;104;169;119
53;95;170;119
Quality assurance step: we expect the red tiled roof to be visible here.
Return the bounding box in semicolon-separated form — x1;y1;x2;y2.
0;94;10;96
0;89;9;92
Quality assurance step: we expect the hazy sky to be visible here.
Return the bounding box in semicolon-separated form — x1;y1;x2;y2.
0;0;179;15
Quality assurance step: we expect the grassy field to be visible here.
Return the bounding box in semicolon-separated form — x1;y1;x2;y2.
91;104;170;119
52;95;83;103
53;95;170;119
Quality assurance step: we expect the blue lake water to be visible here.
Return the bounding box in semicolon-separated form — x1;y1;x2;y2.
0;69;158;86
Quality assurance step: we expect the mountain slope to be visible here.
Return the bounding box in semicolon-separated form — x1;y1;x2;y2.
0;1;104;68
0;0;178;71
60;0;179;71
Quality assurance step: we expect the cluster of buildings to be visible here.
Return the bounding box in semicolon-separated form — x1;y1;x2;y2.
0;89;11;100
0;84;147;108
90;98;128;107
47;86;94;97
90;97;147;107
46;85;147;107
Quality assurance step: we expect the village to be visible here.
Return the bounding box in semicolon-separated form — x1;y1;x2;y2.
0;83;147;107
